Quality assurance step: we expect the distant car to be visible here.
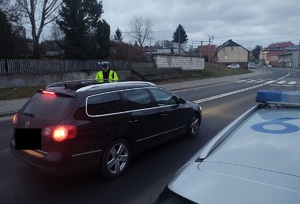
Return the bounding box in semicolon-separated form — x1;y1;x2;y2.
248;63;256;69
10;80;202;178
227;63;240;68
155;90;300;203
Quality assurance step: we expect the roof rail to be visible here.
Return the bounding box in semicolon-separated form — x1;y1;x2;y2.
113;81;156;86
45;80;156;92
76;81;156;92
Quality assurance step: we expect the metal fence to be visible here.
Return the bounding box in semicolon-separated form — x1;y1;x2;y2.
0;59;129;75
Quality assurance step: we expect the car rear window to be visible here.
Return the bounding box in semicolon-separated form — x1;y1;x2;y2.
19;92;75;120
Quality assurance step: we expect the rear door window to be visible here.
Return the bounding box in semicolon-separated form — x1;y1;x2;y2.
122;89;155;111
87;92;122;116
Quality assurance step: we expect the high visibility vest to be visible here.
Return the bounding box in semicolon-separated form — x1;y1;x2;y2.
95;70;118;83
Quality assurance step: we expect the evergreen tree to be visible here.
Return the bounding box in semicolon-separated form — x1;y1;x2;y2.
172;24;188;44
114;27;123;41
252;45;262;60
57;0;103;59
0;9;14;58
97;19;110;59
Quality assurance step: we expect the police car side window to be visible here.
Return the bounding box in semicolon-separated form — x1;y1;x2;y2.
87;92;122;115
122;89;153;111
149;88;178;106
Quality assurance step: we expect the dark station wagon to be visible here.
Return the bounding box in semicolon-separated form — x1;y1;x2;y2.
10;80;202;178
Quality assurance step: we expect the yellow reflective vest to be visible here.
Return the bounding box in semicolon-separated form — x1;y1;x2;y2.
95;70;119;83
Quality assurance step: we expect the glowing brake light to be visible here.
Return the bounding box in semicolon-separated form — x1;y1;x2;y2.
13;113;18;126
42;125;77;142
256;90;300;105
42;90;56;95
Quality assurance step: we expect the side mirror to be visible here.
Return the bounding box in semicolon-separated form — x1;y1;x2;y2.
179;97;186;104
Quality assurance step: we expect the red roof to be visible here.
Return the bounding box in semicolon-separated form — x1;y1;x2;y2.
265;41;294;49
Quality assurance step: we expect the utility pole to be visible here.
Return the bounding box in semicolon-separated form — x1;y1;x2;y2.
298;42;300;68
178;32;181;54
208;35;214;63
192;40;210;58
208;36;211;63
149;37;152;56
200;41;203;57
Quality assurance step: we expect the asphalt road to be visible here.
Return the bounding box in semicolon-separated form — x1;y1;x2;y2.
0;68;299;204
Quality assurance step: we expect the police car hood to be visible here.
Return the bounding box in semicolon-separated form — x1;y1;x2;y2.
168;161;300;204
168;109;300;203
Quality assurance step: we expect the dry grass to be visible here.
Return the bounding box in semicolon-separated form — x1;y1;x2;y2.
0;86;44;100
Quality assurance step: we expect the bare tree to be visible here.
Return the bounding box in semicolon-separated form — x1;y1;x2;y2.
154;40;161;47
110;41;147;61
0;0;22;28
15;0;61;58
127;17;153;47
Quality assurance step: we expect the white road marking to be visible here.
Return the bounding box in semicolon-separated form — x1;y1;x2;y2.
194;73;291;104
288;81;297;85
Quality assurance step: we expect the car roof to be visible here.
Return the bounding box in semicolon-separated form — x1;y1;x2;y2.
43;80;157;97
168;90;300;203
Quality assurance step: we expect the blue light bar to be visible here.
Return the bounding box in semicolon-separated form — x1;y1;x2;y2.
256;90;300;105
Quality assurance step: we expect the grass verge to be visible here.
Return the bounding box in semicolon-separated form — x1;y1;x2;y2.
0;86;44;100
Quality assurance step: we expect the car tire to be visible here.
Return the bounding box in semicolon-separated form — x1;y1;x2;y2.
101;139;131;178
187;114;201;137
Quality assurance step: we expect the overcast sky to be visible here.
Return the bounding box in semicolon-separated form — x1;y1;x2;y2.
101;0;300;50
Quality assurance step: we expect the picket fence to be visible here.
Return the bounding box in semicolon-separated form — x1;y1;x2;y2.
0;59;129;75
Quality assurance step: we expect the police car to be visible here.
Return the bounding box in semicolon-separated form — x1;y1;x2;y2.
155;90;300;204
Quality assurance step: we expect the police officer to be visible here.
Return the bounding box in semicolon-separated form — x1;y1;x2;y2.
95;61;119;83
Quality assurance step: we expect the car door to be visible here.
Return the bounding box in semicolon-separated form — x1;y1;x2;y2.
72;91;125;156
148;87;189;138
121;88;162;148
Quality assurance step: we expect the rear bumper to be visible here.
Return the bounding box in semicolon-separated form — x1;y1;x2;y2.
9;140;101;175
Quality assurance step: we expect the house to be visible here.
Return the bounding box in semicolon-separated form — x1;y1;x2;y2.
260;41;295;67
40;40;64;57
278;45;300;68
216;39;249;68
197;44;216;63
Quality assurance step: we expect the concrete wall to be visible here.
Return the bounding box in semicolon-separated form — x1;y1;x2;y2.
0;55;204;88
153;55;204;70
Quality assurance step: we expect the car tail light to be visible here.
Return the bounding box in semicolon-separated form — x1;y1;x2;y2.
42;90;56;95
42;125;77;142
13;113;18;126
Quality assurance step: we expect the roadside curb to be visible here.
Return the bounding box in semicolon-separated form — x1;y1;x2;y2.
0;98;29;118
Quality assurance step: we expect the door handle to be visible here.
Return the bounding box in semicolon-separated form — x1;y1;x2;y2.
128;119;138;123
